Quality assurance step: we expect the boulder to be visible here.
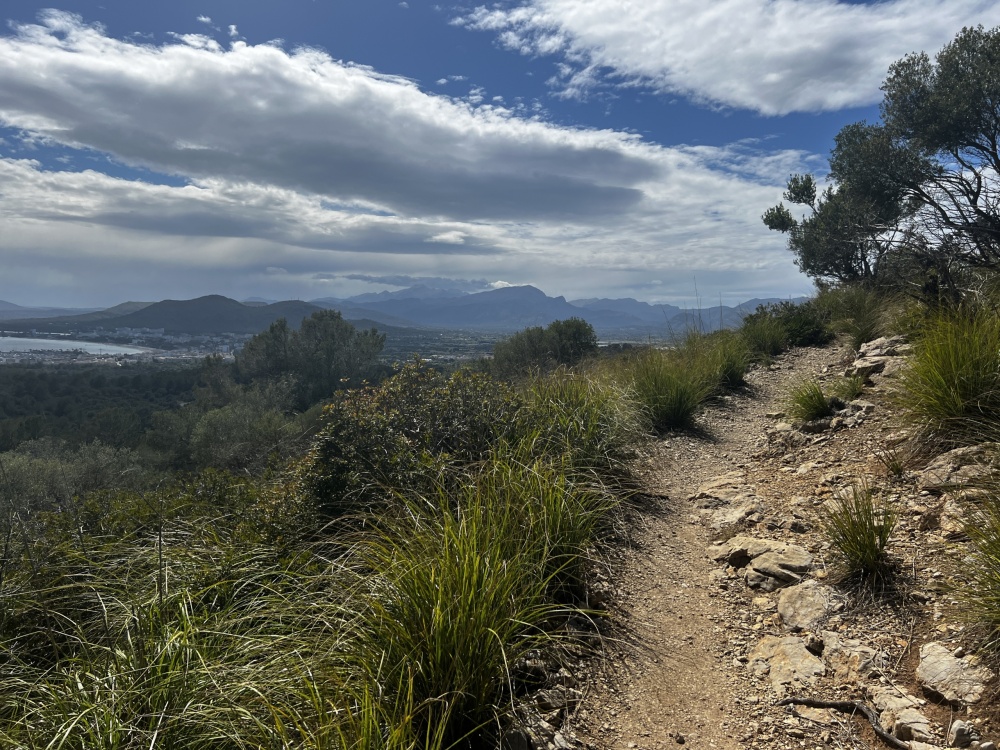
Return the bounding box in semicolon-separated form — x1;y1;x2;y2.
917;641;994;704
709;535;813;591
748;636;825;696
859;336;909;358
870;685;935;743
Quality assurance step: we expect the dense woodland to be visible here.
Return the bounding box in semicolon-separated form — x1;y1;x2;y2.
3;27;1000;749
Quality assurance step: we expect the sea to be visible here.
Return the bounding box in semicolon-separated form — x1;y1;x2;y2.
0;337;146;355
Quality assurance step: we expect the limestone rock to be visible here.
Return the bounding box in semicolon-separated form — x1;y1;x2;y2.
845;356;891;379
917;444;1000;493
871;685;935;742
777;581;834;631
859;335;909;358
708;535;813;591
947;719;976;748
822;631;885;684
748;636;825;696
917;642;994;704
704;501;762;532
690;471;748;503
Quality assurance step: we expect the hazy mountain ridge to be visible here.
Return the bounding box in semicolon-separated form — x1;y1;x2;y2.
1;288;811;337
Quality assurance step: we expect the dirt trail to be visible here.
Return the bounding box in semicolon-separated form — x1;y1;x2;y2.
569;344;869;750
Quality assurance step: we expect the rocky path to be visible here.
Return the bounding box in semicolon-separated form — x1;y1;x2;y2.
565;340;999;750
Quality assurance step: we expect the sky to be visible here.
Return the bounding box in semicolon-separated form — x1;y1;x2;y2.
1;2;999;308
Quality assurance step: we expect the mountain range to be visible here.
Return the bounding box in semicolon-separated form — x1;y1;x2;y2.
0;286;807;337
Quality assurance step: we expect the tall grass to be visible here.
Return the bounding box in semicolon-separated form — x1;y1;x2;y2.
816;284;887;350
823;481;897;582
962;490;1000;650
739;314;788;362
610;347;714;431
786;379;835;422
897;308;1000;445
0;361;636;747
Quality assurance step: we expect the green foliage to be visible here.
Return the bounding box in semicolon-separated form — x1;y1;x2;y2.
832;375;865;402
815;284;888;350
491;317;598;379
614;348;713;432
764;26;1000;294
738;300;832;363
961;486;1000;649
237;310;385;408
898;308;1000;444
522;371;644;481
785;380;835;422
299;360;531;515
823;481;898;582
353;456;609;744
739;313;788;362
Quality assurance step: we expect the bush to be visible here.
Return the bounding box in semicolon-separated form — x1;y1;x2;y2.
491;318;598;379
786;380;835;422
898;308;1000;445
823;481;897;582
297;361;526;516
521;370;644;481
739;313;788;362
740;300;833;355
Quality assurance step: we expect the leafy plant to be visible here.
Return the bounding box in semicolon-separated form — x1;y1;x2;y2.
823;481;897;582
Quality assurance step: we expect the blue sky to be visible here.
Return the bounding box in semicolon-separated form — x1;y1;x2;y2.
0;1;998;308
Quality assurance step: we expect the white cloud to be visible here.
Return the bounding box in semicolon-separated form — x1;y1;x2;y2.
456;0;1000;115
0;11;818;305
196;15;212;25
228;25;240;39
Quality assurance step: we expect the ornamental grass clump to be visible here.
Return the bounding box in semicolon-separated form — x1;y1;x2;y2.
823;481;897;583
961;489;1000;650
786;379;835;422
898;308;1000;446
616;347;714;432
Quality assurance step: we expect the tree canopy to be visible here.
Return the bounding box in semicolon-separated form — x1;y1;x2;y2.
764;25;1000;299
237;310;384;408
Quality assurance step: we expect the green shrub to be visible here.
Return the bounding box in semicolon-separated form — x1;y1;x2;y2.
675;329;750;393
522;370;644;481
786;380;835;422
740;300;833;357
898;309;1000;445
823;481;897;582
298;361;526;515
491;318;598;379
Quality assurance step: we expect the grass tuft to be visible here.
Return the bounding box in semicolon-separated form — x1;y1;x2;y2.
786;379;835;422
823;481;897;583
897;309;1000;445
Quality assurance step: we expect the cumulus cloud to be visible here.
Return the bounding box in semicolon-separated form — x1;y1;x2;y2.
0;10;819;305
456;0;1000;114
0;11;656;222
